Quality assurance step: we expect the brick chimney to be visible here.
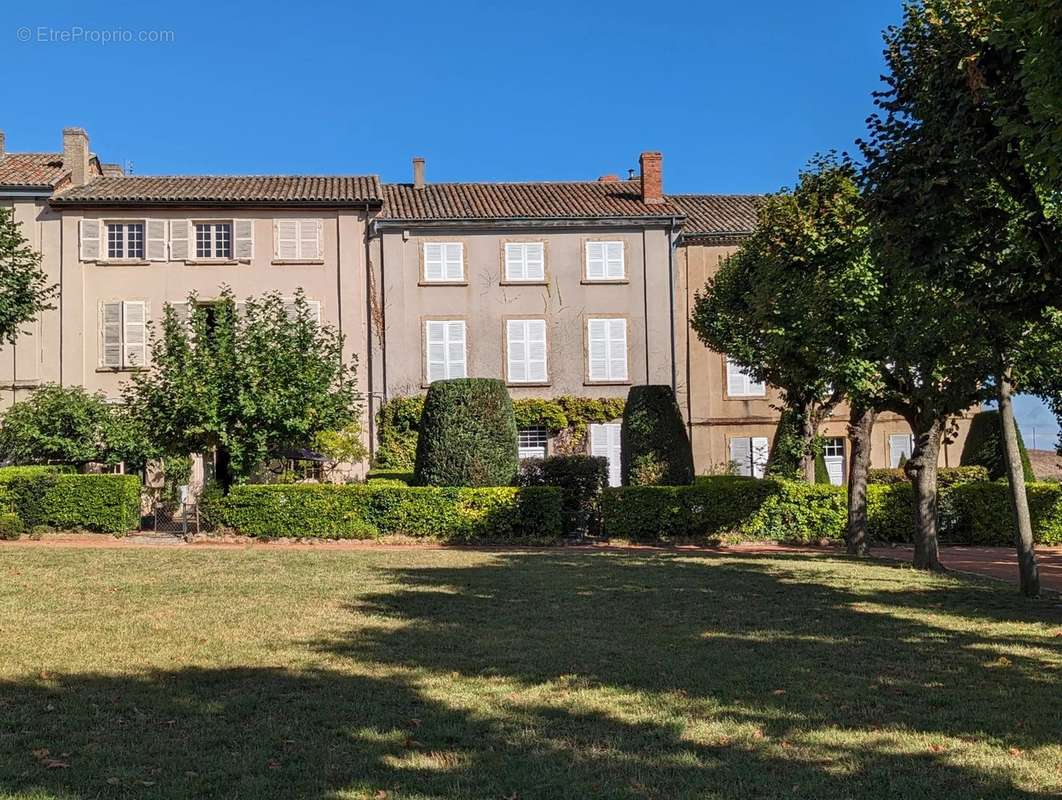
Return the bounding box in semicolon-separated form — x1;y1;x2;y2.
639;151;663;204
63;127;91;186
412;157;425;189
597;174;620;183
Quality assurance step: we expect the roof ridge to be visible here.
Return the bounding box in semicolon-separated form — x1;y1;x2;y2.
384;179;642;188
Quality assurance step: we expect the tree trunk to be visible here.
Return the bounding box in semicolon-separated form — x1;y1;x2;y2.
798;404;818;483
997;365;1040;597
215;445;234;494
845;404;877;556
904;417;946;571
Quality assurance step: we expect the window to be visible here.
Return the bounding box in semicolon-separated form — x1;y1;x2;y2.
889;433;915;468
506;319;548;383
505;242;545;282
106;222;144;259
726;357;766;397
730;436;769;478
585;241;624;281
425;320;466;382
101;301;147;368
590;423;622;487
283;299;322;324
822;437;845;486
274;219;322;260
195;222;233;259
518;427;549;460
587;318;627;382
424;242;464;282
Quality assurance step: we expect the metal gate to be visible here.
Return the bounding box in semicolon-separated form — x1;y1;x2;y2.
148;501;201;536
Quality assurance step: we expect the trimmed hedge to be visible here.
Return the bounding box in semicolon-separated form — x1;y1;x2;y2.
620;386;694;486
0;512;22;540
520;455;608;535
0;469;140;533
960;410;1035;482
413;379;519;487
604;476;1062;546
868;465;989;487
214;484;563;542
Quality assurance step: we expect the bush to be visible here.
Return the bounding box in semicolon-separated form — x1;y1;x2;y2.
765;409;803;479
366;470;413;485
413;379;518;487
603;476;1062;546
868;465;989;487
813;445;831;485
0;512;22;540
961;410;1035;482
374;396;425;469
4;472;140;534
213;483;563;542
620;386;693;486
520;455;608;535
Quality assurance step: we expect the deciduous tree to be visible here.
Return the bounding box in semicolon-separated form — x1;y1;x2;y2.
0;207;54;345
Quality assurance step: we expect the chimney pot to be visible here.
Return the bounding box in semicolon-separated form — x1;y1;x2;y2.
639;151;664;205
597;174;620;183
412;157;425;189
63;127;91;187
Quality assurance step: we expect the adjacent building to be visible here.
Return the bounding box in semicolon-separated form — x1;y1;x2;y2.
0;127;972;484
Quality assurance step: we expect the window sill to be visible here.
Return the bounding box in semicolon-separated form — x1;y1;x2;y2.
271;259;325;266
96;366;147;373
500;280;549;287
418;280;468;287
185;259;241;266
94;260;151;266
507;381;552;388
583;379;632;386
580;279;629;286
725;394;768;400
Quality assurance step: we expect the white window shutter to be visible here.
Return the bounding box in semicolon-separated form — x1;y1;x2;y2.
79;219;100;261
146;219;167;261
275;220;299;260
424;243;445;282
444;243;464;281
447;320;466;378
605;241;624;279
586;242;605;280
308;300;321;324
505;244;524;281
607;319;627;381
297;219;320;259
169;220;190;260
233;219;254;260
727;359;745;395
507;319;527;383
122;301;147;368
525;243;545;281
752;437;770;478
587;319;608;381
590;424;622;487
730;437;752;476
101;302;122;367
527;319;547;382
889;434;913;468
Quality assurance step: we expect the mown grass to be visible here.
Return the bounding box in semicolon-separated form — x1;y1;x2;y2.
0;545;1059;799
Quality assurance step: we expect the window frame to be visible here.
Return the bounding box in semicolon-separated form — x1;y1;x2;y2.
193;221;234;260
724;357;767;398
105;220;146;261
583;240;626;282
100;300;148;370
505;317;549;385
585;316;629;384
502;241;547;284
272;218;323;263
421;242;466;284
517;426;549;460
423;318;468;384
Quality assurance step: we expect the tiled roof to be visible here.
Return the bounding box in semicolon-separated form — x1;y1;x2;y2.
0;153;72;187
667;194;761;238
381;180;685;221
52;175;383;205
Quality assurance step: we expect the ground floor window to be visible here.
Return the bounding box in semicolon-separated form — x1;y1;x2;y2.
822;436;845;486
889;433;915;468
730;436;769;478
589;422;622;487
518;426;549;460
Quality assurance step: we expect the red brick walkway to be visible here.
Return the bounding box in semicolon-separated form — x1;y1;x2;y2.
871;545;1062;593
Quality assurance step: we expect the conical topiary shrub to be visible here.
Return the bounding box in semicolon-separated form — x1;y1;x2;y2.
413;378;518;486
960;409;1035;482
620;385;695;486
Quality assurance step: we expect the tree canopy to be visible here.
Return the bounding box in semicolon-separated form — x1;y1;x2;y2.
0;207;54;345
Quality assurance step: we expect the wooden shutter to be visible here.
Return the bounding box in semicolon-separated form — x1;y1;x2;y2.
730;437;752;476
233;219;254;260
526;319;547;382
590;423;622;487
587;318;608;381
607;319;627;381
79;219;101;261
751;437;770;479
505;243;525;281
169;220;190;260
446;320;466;377
146;219;167;261
424;243;445;281
101;302;122;367
297;219;320;259
889;434;913;468
443;243;463;280
604;241;624;279
122;301;147;367
275;220;298;260
525;243;545;281
586;242;605;280
507;319;527;383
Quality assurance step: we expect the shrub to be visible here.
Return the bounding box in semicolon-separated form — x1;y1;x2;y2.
960;410;1035;482
374;395;425;469
868;465;989;487
813;445;831;485
4;473;140;534
620;386;694;486
520;455;608;535
413;379;518;487
765;409;803;479
366;470;413;485
213;484;562;542
0;512;22;540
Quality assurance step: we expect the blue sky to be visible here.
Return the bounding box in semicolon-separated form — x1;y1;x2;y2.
4;0;1057;446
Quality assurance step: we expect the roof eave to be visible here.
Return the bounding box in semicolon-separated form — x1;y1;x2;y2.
374;214;685;230
49;197;384;209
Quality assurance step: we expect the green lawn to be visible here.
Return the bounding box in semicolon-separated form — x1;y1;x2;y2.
0;546;1059;799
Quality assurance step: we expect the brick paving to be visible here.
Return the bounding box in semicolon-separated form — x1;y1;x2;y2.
871;545;1062;593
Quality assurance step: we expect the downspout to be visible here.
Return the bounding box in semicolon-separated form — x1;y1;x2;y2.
667;217;678;394
364;203;375;461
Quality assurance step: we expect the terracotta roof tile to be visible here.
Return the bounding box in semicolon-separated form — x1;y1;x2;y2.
52;175;383;205
0;153;71;187
667;194;762;238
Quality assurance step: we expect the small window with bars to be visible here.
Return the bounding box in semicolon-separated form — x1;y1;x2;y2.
106;222;145;259
195;222;233;259
518;427;549;460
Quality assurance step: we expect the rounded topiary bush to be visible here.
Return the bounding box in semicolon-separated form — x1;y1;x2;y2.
413;378;519;487
960;410;1034;482
620;385;694;486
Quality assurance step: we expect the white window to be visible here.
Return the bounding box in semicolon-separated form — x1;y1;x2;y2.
506;319;548;384
590;423;623;487
505;242;545;282
822;437;845;486
106;222;144;259
423;242;464;282
425;320;466;382
726;357;766;397
587;318;628;382
730;436;769;478
195;222;233;259
585;241;625;281
889;433;915;468
518;427;549;460
283;299;322;324
274;219;322;260
101;301;147;368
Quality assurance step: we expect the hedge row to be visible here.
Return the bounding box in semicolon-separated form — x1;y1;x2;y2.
0;467;140;534
211;484;563;542
602;476;1062;546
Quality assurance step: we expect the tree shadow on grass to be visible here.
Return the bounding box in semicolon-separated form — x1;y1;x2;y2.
1;551;1059;799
